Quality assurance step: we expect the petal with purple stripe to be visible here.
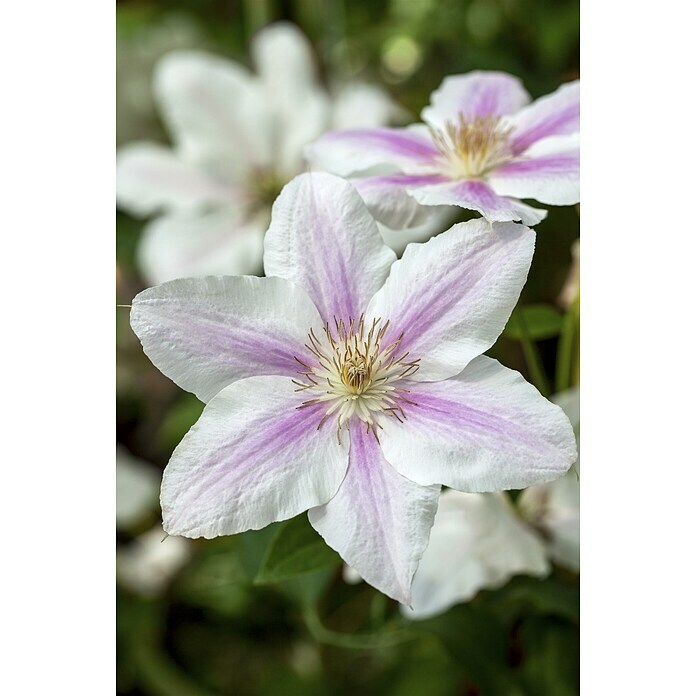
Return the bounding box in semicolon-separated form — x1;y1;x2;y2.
508;80;579;154
161;376;350;537
264;173;396;324
131;275;323;403
366;219;535;382
305;127;440;176
488;135;580;205
308;425;439;604
407;178;548;225
422;71;531;130
379;356;578;491
353;173;448;228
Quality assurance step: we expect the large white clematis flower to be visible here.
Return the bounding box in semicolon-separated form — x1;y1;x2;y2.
519;388;580;571
307;71;579;227
404;491;549;619
116;22;405;285
129;173;577;604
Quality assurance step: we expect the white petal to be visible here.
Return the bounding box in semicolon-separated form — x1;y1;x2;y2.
264;173;396;323
116;446;160;530
380;356;578;491
136;208;267;285
366;219;535;381
131;275;323;403
162;376;349;537
404;491;549;619
309;425;439;604
377;207;456;256
331;82;404;129
154;51;273;174
116;143;236;217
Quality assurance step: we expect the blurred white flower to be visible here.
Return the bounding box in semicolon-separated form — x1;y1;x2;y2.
117;526;191;596
116;446;159;531
558;238;580;309
117;22;410;285
519;387;580;572
402;491;549;620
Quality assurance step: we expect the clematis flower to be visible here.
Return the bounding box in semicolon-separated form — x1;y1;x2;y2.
129;172;577;603
116;22;405;285
403;491;549;619
519;387;580;571
307;71;579;227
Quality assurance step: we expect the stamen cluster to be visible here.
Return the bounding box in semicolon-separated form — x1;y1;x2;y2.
431;114;514;178
294;315;420;441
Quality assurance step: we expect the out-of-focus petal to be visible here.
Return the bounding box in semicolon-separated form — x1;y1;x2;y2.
331;83;405;129
309;426;439;604
131;276;323;403
408;178;547;226
161;376;349;537
508;80;580;154
264;173;396;323
366;220;535;381
136;208;267;285
488;135;580;206
377;207;455;256
404;492;549;619
306;127;440;176
422;72;531;130
380;356;577;491
116;447;160;530
116;143;237;217
154;51;273;174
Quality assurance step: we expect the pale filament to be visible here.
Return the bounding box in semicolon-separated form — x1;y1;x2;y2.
293;314;420;442
430;114;514;179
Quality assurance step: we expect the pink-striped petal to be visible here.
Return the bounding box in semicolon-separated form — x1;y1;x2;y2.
116;143;237;217
422;71;531;130
353;174;448;228
379;356;577;491
309;426;439;604
264;173;396;324
366;219;535;382
305;127;440;175
488;135;580;205
408;178;547;225
162;376;349;537
508;80;579;154
131;275;323;403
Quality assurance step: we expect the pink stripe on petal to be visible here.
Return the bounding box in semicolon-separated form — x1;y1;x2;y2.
264;173;396;324
379;356;577;492
422;72;531;129
162;376;349;538
131;276;323;403
309;426;439;604
305;127;440;176
366;219;536;383
509;81;579;153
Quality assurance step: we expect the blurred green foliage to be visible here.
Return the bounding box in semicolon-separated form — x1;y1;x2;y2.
117;0;579;693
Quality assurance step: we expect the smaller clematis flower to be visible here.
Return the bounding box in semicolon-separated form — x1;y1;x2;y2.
403;491;549;619
307;71;579;227
116;22;403;285
129;173;577;604
519;387;580;572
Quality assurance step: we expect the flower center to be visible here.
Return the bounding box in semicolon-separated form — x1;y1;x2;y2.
293;315;420;442
251;169;285;210
431;114;514;178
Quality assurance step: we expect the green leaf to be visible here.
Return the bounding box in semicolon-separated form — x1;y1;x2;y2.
503;304;564;341
518;617;580;696
255;514;341;584
420;604;525;696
